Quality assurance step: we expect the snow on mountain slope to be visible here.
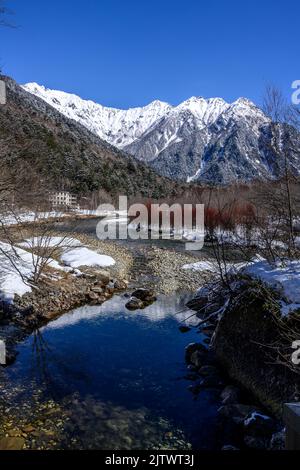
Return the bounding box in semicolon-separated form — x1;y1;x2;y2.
124;95;274;182
22;84;232;152
23;83;300;185
176;96;230;127
22;83;172;149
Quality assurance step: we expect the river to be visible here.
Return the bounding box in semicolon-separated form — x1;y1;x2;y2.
0;217;223;450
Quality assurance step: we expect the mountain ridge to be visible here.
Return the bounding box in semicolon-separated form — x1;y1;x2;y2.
22;82;300;185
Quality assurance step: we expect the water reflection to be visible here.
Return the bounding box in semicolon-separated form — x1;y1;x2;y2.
28;330;91;399
43;294;199;331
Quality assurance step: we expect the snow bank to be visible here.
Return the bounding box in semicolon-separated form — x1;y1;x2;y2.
61;247;115;268
182;260;217;272
0;241;63;302
0;211;65;226
244;260;300;315
76;209;128;217
182;259;249;273
0;235;115;301
22;236;115;269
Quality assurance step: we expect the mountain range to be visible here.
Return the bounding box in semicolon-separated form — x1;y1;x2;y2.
23;83;300;185
0;76;181;199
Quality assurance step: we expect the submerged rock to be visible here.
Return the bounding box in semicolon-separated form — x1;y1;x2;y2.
185;342;207;363
220;386;241;405
190;350;205;368
179;326;191;333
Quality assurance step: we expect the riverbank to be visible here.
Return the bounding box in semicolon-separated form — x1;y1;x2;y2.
183;269;300;449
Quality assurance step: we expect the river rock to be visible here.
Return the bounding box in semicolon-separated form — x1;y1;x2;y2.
218;404;259;425
220;385;241;405
22;425;35;433
189;350;205;368
243;411;278;449
179;326;191;333
185;342;207;363
201;324;216;335
269;429;285;450
0;436;25;450
95;270;110;286
5;349;18;366
221;445;240;450
244;435;270;450
125;297;144;311
201;326;216;338
87;291;100;301
114;279;128;290
91;287;103;294
131;288;156;302
198;365;219;377
217;404;257;448
199;375;224;389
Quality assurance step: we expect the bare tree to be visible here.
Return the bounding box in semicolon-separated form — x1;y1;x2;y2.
262;85;300;258
203;188;256;289
0;164;79;290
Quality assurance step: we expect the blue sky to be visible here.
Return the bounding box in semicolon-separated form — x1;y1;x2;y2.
1;0;299;108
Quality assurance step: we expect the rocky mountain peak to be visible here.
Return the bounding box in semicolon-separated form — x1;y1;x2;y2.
22;82;299;185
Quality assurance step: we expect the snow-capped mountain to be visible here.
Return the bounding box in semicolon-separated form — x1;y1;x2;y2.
23;83;172;149
23;83;300;184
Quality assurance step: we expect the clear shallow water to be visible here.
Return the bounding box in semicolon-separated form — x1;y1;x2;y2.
0;294;220;449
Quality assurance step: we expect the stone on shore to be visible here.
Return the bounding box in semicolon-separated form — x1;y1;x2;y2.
0;436;25;450
243;411;278;449
218;404;259;425
125;297;144;310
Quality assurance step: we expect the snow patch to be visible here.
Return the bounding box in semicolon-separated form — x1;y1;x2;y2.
61;247;115;268
0;242;64;302
244;259;300;314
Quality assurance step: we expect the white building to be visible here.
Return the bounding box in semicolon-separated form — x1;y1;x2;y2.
49;191;78;209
